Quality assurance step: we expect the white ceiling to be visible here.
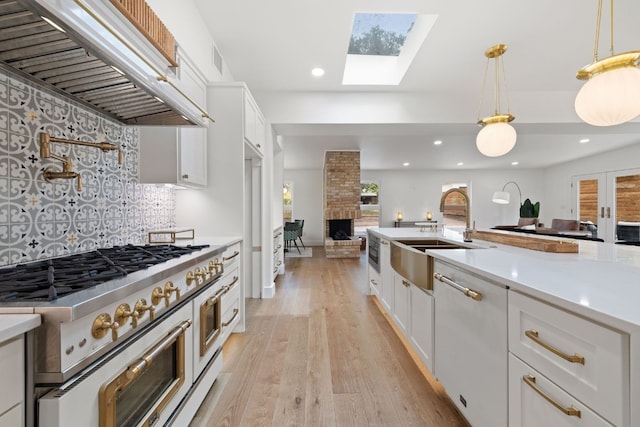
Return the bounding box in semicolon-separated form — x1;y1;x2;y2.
195;0;640;170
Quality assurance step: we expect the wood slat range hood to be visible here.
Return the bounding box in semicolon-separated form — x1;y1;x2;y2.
0;0;209;126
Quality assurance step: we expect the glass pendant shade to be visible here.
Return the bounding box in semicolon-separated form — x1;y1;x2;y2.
575;66;640;126
476;122;517;157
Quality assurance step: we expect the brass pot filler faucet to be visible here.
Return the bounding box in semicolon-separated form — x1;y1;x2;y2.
39;132;123;191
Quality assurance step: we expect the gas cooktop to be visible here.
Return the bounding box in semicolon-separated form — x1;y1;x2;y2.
0;244;210;302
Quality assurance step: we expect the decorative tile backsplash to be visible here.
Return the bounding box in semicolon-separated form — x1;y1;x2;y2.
0;71;175;267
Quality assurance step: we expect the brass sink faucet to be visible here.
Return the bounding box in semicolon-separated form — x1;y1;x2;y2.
40;132;123;191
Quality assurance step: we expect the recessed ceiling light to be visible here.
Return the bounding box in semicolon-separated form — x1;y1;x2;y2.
580;138;590;143
403;162;410;166
457;162;464;166
433;140;442;145
311;67;325;77
512;161;519;165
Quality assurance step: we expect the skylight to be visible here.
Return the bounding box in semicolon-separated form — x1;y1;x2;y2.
348;13;417;57
343;12;437;86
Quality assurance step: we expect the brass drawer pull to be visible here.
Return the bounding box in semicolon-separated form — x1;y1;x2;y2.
223;250;240;261
525;330;585;365
370;279;378;286
523;374;581;418
222;308;239;327
402;279;411;288
433;273;482;301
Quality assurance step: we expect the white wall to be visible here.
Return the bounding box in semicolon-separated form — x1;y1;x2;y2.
363;169;545;229
283;170;324;246
283;167;546;243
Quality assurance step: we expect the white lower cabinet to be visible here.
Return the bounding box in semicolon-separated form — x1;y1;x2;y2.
509;354;612;427
392;272;410;333
368;265;380;296
0;336;24;427
433;260;507;427
379;239;394;312
508;291;629;426
409;285;434;373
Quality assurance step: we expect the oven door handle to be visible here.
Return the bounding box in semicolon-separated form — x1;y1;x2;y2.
126;320;191;380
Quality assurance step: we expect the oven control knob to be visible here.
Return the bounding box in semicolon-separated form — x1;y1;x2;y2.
92;313;119;342
165;281;181;303
65;345;74;355
186;271;196;286
194;267;206;282
115;303;140;328
208;259;222;275
151;281;180;307
134;299;155;321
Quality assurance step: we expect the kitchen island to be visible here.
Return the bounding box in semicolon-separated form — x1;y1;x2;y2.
368;227;640;427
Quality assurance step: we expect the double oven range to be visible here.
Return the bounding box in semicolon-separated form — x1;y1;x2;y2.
0;240;242;426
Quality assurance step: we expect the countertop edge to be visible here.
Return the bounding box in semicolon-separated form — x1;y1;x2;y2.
0;314;41;344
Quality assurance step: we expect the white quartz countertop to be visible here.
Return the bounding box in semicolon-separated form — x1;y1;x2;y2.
0;314;40;344
369;227;640;333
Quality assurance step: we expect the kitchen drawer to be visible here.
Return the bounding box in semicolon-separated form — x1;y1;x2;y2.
508;291;628;426
220;276;241;342
221;242;241;271
509;354;612;427
368;264;380;296
0;403;23;427
0;336;23;416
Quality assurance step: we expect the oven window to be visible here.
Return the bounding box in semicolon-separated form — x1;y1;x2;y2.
205;302;219;340
115;343;178;426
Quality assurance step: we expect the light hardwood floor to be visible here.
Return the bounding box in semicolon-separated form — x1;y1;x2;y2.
191;247;468;427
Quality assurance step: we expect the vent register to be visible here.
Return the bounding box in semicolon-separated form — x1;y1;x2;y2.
0;0;208;126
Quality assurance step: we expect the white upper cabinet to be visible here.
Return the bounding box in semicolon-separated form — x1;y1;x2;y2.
244;93;265;157
139;50;208;188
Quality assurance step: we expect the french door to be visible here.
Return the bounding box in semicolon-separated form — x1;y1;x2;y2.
572;169;640;242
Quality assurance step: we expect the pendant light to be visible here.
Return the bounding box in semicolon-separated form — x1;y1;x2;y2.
476;44;516;157
575;0;640;126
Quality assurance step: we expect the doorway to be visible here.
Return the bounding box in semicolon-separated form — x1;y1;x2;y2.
573;169;640;242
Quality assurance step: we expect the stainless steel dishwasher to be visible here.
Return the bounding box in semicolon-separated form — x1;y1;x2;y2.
433;259;508;427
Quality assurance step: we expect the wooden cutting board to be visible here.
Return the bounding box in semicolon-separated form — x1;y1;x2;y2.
471;230;579;253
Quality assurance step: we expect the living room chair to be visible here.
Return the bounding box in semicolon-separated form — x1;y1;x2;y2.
284;222;301;254
294;219;305;249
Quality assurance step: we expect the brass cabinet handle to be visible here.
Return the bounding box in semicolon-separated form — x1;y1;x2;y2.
524;330;585;364
222;308;239;327
370;279;378;286
522;374;581;418
402;279;411;288
600;207;605;218
606;206;611;219
433;273;482;301
223;251;240;261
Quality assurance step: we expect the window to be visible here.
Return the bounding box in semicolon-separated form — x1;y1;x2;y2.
355;181;379;233
283;182;293;222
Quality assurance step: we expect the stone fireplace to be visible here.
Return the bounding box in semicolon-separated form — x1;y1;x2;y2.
324;151;361;258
